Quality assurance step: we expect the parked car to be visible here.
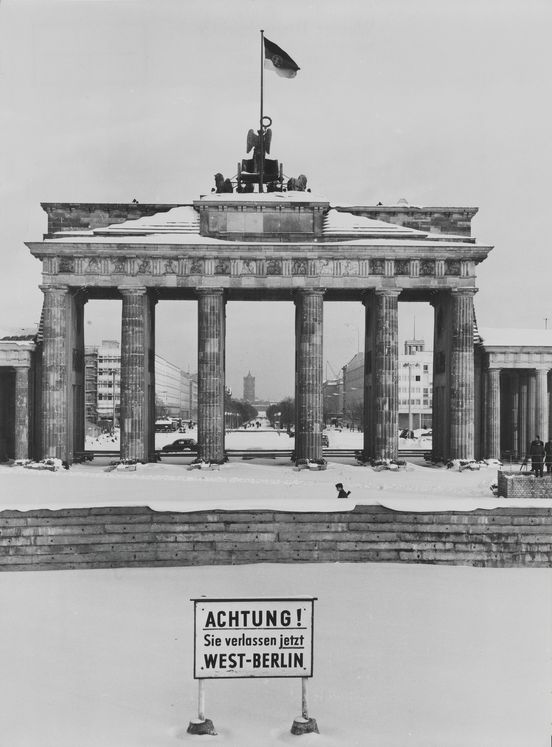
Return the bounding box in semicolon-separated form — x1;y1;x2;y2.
322;433;330;447
160;438;197;453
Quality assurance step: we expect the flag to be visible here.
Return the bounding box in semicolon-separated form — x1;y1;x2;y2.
264;37;300;78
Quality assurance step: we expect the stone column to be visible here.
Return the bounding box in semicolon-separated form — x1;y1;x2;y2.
294;289;324;462
120;287;155;462
449;288;476;460
518;374;528;458
485;368;501;460
535;368;549;442
41;285;70;460
197;288;226;463
527;371;536;445
14;365;31;460
549;371;552;441
510;372;519;459
362;292;375;457
430;293;451;460
373;289;400;460
474;350;483;460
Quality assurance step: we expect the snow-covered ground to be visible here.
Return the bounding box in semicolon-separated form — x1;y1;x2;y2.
1;425;549;512
2;428;551;745
86;426;432;453
0;563;550;747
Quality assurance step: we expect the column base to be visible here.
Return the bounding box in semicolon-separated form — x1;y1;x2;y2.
355;450;407;470
187;718;217;736
291;717;319;735
293;455;327;471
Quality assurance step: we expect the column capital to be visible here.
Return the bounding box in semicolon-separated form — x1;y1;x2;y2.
195;287;226;298
118;286;148;297
374;288;401;298
293;288;326;300
13;362;32;371
39;283;69;295
450;287;478;297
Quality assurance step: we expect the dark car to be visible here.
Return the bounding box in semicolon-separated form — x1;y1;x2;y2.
322;433;330;447
161;438;197;453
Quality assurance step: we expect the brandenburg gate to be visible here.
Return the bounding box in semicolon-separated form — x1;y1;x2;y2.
26;132;492;465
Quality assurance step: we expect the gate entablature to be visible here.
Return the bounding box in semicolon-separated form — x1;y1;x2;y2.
28;247;491;295
28;197;492;295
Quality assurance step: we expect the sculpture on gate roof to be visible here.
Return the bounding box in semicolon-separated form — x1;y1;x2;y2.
212;118;308;195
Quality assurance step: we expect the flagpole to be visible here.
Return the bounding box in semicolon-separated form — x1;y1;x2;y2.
259;29;264;193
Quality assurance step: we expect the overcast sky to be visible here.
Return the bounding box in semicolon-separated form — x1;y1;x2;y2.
1;0;551;400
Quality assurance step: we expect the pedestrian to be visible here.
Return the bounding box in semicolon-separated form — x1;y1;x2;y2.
545;438;552;474
528;435;545;477
335;482;350;499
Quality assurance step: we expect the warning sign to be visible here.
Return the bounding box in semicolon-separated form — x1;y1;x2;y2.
192;597;316;679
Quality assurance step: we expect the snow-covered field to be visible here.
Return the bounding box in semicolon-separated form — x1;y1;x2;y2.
0;425;549;512
0;563;550;747
86;426;431;453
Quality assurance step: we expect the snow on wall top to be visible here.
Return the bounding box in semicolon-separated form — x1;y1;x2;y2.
479;327;552;347
93;205;200;236
323;208;427;237
196;191;330;203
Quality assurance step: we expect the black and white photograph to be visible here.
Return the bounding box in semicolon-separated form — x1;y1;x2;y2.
0;1;551;745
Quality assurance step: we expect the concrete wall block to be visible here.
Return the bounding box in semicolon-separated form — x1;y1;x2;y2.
1;506;552;571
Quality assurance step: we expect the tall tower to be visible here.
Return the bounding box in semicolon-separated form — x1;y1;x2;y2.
243;371;255;403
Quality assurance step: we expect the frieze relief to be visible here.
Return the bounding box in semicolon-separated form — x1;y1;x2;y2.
266;259;282;275
189;259;204;274
319;259;334;276
87;257;100;273
58;257;75;273
241;259;257;275
341;259;360;276
292;259;307;276
51;251;469;282
214;259;231;275
395;259;410;276
419;260;435;276
371;259;385;275
137;258;151;274
445;260;461;276
112;257;126;274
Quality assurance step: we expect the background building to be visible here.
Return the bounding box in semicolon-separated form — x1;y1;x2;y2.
340;341;433;431
322;376;344;427
96;340;121;425
243;371;255;403
85;340;197;427
399;340;433;430
341;352;364;429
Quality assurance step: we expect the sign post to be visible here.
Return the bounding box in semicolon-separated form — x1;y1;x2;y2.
188;596;318;735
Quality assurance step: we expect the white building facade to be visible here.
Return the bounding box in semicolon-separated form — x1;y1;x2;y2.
87;340;196;424
341;341;433;431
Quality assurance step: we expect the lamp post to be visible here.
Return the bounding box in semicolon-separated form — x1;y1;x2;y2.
402;362;421;432
112;370;117;428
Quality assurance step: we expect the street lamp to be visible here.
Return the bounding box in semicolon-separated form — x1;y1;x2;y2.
402;362;420;432
112;370;117;428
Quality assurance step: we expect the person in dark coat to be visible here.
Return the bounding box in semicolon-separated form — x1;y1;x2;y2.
528;435;545;477
544;439;552;474
335;483;351;499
